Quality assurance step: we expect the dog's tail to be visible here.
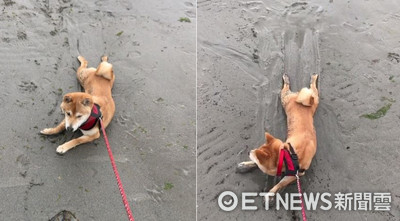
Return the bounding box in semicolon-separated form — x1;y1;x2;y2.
95;56;114;80
296;88;315;107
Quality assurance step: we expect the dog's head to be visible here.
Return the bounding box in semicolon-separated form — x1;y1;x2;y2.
60;92;93;132
249;132;284;175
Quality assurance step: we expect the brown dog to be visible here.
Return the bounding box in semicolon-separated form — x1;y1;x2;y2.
237;74;319;201
41;56;115;154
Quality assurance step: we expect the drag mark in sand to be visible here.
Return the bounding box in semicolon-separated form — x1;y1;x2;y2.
197;0;396;220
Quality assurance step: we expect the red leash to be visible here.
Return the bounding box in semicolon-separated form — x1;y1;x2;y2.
276;146;307;220
100;119;135;221
296;172;307;221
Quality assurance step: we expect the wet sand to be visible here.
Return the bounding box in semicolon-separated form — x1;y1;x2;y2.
198;1;400;220
0;0;195;220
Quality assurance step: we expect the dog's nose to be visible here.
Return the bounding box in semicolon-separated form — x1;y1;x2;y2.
66;126;73;132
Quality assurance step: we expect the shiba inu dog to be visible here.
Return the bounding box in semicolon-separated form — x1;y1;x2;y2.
41;56;115;154
237;74;319;203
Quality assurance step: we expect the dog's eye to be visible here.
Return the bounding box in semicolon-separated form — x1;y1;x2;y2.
77;115;82;118
66;112;71;116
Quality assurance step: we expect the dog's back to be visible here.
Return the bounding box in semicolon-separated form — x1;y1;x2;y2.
282;75;319;172
76;56;115;128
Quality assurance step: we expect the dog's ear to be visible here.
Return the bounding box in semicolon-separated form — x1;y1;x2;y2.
254;149;270;164
265;132;275;144
81;98;93;107
63;95;72;103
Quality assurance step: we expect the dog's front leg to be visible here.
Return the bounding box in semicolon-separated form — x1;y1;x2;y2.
269;175;296;193
265;176;296;203
40;120;66;135
56;131;100;154
236;161;258;173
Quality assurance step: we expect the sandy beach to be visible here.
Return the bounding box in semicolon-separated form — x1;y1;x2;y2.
198;0;400;220
0;0;195;220
1;0;400;220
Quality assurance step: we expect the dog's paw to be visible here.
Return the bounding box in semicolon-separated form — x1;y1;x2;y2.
268;194;277;207
262;194;276;209
40;128;53;135
282;74;290;84
56;145;69;154
311;74;319;88
311;74;319;82
236;162;257;173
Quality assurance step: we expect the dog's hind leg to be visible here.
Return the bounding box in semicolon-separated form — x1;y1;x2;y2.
281;74;293;106
236;161;258;173
309;74;319;110
282;74;290;91
310;74;319;94
40;120;66;135
76;56;93;86
95;56;114;81
77;56;88;75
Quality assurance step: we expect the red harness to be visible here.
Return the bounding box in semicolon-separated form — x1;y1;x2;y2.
79;103;102;131
276;143;308;221
276;143;301;176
